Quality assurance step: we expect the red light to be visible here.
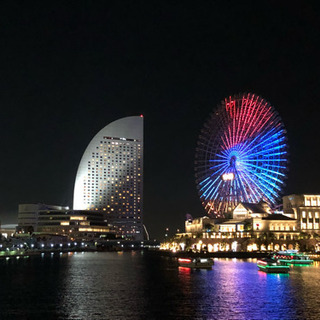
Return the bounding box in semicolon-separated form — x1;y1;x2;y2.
140;114;144;118
178;266;191;274
178;258;192;263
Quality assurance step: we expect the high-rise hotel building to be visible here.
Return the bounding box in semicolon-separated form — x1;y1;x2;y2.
73;116;144;240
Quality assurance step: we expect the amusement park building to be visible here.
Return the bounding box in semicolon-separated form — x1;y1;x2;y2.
73;116;144;240
187;202;298;239
167;201;299;252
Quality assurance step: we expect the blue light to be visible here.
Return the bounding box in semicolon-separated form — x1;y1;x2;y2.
195;93;288;216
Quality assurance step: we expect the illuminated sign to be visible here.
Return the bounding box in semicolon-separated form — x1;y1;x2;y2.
222;173;234;181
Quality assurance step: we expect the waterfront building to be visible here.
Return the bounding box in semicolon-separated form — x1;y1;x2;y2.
17;203;113;239
283;194;320;233
233;201;271;220
185;216;215;234
18;204;69;233
73;116;144;240
0;224;17;238
163;200;299;252
251;214;297;240
234;202;297;239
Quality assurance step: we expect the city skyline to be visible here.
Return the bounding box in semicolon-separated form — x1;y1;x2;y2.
1;2;320;239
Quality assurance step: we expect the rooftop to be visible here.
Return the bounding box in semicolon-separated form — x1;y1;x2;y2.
241;202;267;214
262;214;295;221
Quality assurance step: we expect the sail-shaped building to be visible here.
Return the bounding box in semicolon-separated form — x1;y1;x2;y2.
73;116;144;240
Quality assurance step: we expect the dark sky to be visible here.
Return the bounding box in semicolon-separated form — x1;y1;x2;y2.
0;1;320;239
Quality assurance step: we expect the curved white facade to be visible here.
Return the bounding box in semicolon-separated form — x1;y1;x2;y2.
73;116;143;240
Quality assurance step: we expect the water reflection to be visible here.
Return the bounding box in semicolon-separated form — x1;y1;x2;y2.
60;252;148;319
1;253;320;319
175;258;317;320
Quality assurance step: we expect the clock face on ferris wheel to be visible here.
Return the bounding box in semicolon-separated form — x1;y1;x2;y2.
195;93;288;217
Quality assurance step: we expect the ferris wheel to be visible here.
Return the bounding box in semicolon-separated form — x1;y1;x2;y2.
195;93;288;217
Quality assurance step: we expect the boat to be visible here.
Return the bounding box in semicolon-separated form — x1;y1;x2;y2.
178;257;214;269
257;258;290;273
272;250;314;265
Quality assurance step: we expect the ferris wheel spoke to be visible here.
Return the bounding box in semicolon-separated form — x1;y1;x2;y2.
243;163;285;183
210;162;229;170
241;168;276;200
198;176;211;185
200;164;228;193
241;96;266;141
209;159;227;162
216;153;227;159
243;158;287;163
205;179;223;200
243;131;285;155
246;141;286;159
243;166;281;193
243;145;287;160
233;169;250;202
236;170;260;202
242;162;286;177
242;128;281;154
239;126;279;155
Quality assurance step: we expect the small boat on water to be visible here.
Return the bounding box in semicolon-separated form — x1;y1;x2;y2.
178;257;214;269
272;250;314;265
257;258;290;273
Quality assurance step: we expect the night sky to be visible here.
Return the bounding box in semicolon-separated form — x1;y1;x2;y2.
1;1;320;240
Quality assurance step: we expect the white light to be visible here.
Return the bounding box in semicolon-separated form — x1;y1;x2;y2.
222;173;234;181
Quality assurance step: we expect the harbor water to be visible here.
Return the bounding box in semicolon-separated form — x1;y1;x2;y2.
1;251;320;319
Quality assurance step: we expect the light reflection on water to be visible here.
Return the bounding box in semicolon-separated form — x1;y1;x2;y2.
1;253;320;319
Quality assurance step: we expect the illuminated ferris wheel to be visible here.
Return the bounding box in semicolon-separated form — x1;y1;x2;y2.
195;93;288;217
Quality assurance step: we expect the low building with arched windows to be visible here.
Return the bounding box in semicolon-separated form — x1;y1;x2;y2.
161;199;305;253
